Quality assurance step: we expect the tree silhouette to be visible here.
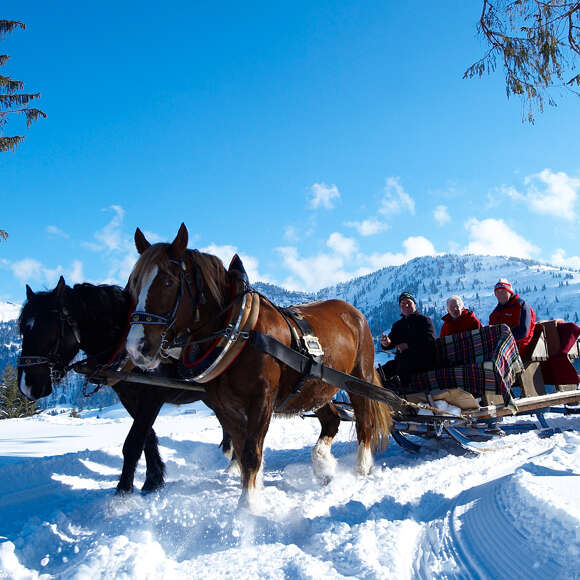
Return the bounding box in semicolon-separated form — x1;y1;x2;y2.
1;20;46;152
465;1;580;121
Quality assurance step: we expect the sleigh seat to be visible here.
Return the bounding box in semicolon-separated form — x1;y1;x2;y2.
404;324;522;412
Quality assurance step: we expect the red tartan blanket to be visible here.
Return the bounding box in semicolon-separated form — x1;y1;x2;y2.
408;324;521;411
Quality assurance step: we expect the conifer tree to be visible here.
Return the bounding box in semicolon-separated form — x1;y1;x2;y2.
0;363;38;419
1;20;45;152
465;1;580;122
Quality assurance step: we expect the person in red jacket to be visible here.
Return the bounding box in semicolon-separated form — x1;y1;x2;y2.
489;278;536;357
440;295;482;337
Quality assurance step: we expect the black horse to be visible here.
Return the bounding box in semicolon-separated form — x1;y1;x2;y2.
18;276;233;494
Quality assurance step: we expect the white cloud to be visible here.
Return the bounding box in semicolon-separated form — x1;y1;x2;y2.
379;177;415;216
276;235;438;291
365;236;438;270
344;218;388;236
283;225;300;243
277;246;350;291
502;169;580;220
308;183;340;210
549;248;580;270
10;258;85;290
463;218;539;258
200;243;268;284
433;205;450;226
11;259;44;284
94;205;126;252
46;225;69;238
326;232;357;258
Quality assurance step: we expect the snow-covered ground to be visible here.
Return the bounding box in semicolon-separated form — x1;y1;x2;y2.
0;400;579;579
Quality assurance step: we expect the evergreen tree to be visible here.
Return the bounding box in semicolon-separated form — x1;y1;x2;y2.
1;20;46;152
0;363;38;419
465;1;580;122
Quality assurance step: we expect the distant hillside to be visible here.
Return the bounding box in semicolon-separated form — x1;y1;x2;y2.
255;254;580;347
4;253;580;409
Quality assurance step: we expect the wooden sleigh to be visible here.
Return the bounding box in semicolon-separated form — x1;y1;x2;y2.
386;320;580;453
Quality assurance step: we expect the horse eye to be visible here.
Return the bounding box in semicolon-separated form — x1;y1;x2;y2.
163;279;174;288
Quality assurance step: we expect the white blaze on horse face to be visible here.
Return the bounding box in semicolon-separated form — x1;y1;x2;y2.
126;265;158;366
19;370;33;399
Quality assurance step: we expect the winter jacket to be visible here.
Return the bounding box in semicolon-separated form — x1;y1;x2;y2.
440;309;482;337
383;311;436;377
489;293;536;356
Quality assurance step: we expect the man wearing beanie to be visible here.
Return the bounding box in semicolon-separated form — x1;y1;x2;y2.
489;278;536;357
379;292;436;392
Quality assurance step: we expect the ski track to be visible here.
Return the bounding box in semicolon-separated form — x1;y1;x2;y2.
0;406;579;579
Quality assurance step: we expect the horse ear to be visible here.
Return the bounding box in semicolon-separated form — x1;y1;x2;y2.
26;284;35;301
135;228;151;254
169;223;188;258
55;276;66;296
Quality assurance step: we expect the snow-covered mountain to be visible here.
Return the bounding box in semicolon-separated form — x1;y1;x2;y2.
255;253;580;342
3;253;580;409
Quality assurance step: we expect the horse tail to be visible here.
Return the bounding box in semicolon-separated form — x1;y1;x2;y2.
368;368;393;454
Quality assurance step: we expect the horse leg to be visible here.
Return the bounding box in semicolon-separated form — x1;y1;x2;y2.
141;428;166;492
312;403;341;484
117;389;166;492
349;393;392;476
231;401;273;510
220;429;241;476
116;393;164;494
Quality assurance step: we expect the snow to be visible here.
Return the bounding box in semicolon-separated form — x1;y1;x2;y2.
0;302;20;323
1;402;579;578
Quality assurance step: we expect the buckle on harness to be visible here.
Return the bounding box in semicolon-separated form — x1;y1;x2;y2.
302;334;324;357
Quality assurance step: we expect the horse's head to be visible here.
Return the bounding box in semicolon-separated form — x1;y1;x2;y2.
126;223;228;370
18;277;81;401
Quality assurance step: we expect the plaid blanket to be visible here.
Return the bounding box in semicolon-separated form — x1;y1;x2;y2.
408;324;521;411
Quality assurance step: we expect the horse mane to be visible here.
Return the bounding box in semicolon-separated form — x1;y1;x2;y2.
20;282;131;356
128;244;228;307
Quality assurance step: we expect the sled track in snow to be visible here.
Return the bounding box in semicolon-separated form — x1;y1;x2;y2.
416;469;577;579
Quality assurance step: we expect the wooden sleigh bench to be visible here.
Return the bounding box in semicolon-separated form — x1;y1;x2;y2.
403;321;580;413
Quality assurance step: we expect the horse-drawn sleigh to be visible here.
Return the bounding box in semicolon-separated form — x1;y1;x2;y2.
17;224;580;508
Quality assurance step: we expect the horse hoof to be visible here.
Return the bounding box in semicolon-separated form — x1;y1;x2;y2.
141;481;164;494
115;485;134;496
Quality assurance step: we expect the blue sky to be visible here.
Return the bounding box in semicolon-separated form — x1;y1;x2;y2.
1;1;579;304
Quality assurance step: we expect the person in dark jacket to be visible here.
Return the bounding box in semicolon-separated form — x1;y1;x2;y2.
440;295;482;337
489;278;536;357
378;292;436;392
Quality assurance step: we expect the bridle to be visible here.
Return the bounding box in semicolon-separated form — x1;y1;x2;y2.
18;306;81;382
129;254;207;358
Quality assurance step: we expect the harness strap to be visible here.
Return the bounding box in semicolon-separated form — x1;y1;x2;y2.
250;330;409;412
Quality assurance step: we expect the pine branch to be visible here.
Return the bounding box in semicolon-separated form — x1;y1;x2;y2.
0;55;9;67
0;75;24;93
0;135;25;152
0;92;40;107
0;20;25;40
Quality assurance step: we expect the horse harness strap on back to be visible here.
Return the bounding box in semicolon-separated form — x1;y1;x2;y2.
250;330;408;412
275;307;325;407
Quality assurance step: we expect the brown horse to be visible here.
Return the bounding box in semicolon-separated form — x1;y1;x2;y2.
125;223;392;508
